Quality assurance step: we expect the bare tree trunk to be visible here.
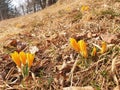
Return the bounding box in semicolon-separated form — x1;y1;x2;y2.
0;10;3;20
20;5;25;15
43;0;46;8
26;0;30;14
53;0;57;3
47;0;53;6
39;0;44;9
33;3;36;12
47;0;57;6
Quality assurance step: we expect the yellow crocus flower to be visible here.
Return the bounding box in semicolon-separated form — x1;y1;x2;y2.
78;40;88;58
70;38;80;52
19;51;26;65
26;53;35;67
100;41;107;54
11;51;35;77
91;47;97;56
81;5;89;12
11;51;21;68
11;51;35;68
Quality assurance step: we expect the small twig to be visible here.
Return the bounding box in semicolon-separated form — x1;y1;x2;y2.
69;55;79;86
111;57;119;86
92;43;101;49
31;72;39;87
5;67;15;80
4;81;13;89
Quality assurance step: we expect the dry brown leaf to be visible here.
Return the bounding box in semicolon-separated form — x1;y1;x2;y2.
3;39;17;48
100;33;117;43
63;86;94;90
10;39;17;47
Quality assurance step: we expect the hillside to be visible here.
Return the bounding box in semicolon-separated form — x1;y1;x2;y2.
0;0;120;90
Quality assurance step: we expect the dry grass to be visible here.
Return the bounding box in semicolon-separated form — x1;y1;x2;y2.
0;0;120;90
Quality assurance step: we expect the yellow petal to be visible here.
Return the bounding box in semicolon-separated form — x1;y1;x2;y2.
11;51;21;68
100;41;107;54
78;40;88;58
70;38;80;52
81;5;89;12
26;53;34;67
91;47;96;56
19;51;26;65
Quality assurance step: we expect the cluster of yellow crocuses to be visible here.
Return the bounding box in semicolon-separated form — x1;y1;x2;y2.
11;51;35;68
70;38;107;58
81;5;89;12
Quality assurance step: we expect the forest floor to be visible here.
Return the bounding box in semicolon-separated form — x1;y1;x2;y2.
0;0;120;90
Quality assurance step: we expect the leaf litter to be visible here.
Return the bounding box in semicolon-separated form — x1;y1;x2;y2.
0;0;120;90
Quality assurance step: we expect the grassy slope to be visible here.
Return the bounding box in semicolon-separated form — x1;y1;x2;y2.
0;0;120;89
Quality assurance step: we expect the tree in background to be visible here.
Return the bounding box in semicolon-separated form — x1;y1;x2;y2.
0;0;20;20
21;0;58;15
0;0;58;20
